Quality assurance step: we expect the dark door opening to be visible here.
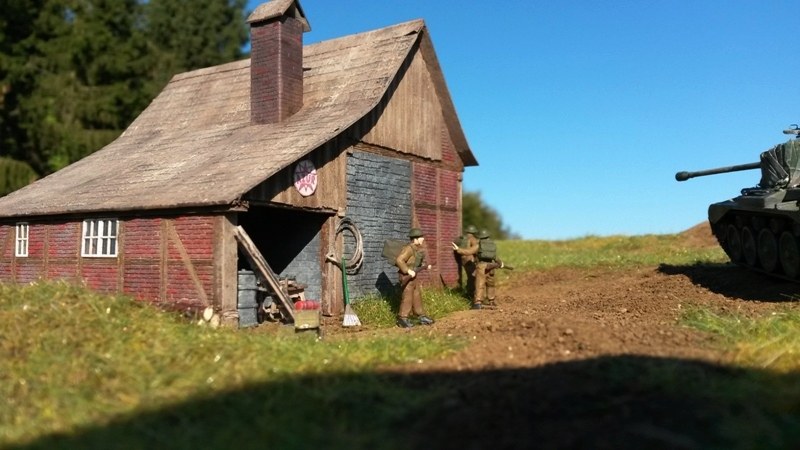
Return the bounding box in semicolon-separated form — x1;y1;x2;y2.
238;206;329;301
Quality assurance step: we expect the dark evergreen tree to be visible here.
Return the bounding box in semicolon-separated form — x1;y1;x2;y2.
0;0;249;182
144;0;248;87
1;0;153;173
0;157;38;196
0;0;48;169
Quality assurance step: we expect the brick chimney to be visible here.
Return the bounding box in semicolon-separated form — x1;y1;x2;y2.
247;0;311;124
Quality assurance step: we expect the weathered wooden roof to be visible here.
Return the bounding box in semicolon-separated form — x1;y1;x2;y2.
0;19;475;219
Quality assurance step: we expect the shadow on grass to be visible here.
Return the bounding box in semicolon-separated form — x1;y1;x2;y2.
7;355;800;450
658;262;800;302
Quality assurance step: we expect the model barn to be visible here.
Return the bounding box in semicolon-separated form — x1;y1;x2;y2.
0;0;476;327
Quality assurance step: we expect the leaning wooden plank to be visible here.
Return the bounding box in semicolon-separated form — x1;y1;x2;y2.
234;225;295;321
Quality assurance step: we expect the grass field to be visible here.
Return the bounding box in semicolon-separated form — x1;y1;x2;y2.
2;234;800;449
1;281;465;448
498;233;727;270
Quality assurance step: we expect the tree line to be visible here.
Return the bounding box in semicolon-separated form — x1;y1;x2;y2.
462;191;518;240
0;0;249;194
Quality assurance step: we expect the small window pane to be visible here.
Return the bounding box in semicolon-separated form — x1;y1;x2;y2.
81;219;119;257
15;223;29;257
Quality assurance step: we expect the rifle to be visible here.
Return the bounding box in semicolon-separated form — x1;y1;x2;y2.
407;264;432;277
484;260;513;272
783;124;800;138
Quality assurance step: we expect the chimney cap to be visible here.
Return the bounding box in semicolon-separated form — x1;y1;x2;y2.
247;0;311;32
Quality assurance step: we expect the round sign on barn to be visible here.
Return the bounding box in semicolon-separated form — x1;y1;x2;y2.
293;160;317;196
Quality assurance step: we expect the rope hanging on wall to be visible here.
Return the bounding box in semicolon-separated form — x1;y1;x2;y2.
328;217;363;275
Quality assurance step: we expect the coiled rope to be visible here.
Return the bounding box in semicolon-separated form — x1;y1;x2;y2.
333;217;363;275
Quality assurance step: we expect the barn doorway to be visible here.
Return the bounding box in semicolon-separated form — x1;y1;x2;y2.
238;206;330;302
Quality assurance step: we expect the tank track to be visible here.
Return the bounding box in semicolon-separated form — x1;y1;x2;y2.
712;214;800;283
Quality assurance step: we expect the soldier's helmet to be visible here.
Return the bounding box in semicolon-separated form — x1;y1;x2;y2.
478;229;490;239
464;224;478;235
408;228;424;238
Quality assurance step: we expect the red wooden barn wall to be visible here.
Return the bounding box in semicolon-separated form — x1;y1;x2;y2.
0;215;219;311
412;128;462;286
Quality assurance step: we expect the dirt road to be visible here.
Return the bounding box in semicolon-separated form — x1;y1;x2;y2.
394;224;800;449
406;223;794;372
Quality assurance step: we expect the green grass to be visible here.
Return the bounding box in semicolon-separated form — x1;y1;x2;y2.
4;233;800;449
351;287;471;327
498;234;727;271
681;306;800;373
0;281;465;448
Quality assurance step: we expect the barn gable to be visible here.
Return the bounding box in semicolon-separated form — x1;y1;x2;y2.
363;36;444;161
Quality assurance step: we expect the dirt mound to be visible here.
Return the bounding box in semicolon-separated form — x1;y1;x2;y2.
679;221;718;248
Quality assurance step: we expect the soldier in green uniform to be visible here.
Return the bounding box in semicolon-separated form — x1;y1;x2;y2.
452;224;479;298
473;229;503;309
395;228;434;328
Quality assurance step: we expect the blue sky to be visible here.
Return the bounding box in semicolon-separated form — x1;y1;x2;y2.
246;0;800;240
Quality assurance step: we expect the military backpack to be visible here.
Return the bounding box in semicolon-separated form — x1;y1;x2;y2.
477;238;497;261
382;240;423;267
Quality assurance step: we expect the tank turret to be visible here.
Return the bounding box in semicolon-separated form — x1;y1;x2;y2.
676;126;800;280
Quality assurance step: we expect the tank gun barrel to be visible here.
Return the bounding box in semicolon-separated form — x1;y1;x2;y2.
675;162;760;182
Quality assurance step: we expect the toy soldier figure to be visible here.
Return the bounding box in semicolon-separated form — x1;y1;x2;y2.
395;228;434;328
473;229;503;309
451;224;479;298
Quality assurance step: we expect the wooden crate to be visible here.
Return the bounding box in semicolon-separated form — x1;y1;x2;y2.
294;310;320;330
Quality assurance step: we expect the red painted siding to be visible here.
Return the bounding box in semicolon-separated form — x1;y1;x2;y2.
28;224;45;258
414;164;438;205
412;161;462;287
124;218;161;259
46;221;80;282
438;203;461;285
0;215;218;311
123;262;161;302
82;262;119;293
438;129;464;285
48;222;79;259
171;216;215;260
15;262;40;284
123;217;163;301
440;169;460;212
0;226;13;279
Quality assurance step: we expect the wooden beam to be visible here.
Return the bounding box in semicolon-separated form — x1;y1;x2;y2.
165;221;210;307
234;225;295;321
214;214;239;324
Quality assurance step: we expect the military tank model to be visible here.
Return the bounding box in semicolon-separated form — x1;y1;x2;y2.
676;126;800;279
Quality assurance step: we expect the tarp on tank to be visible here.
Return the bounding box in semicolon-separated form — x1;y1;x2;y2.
759;139;800;189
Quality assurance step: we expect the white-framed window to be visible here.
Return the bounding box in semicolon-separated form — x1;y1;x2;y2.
81;218;119;257
15;222;29;257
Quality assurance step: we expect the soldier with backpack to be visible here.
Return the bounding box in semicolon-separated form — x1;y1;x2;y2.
394;228;434;328
473;229;503;309
451;224;479;298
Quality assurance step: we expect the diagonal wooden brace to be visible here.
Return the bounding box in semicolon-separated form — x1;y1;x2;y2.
234;225;295;321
